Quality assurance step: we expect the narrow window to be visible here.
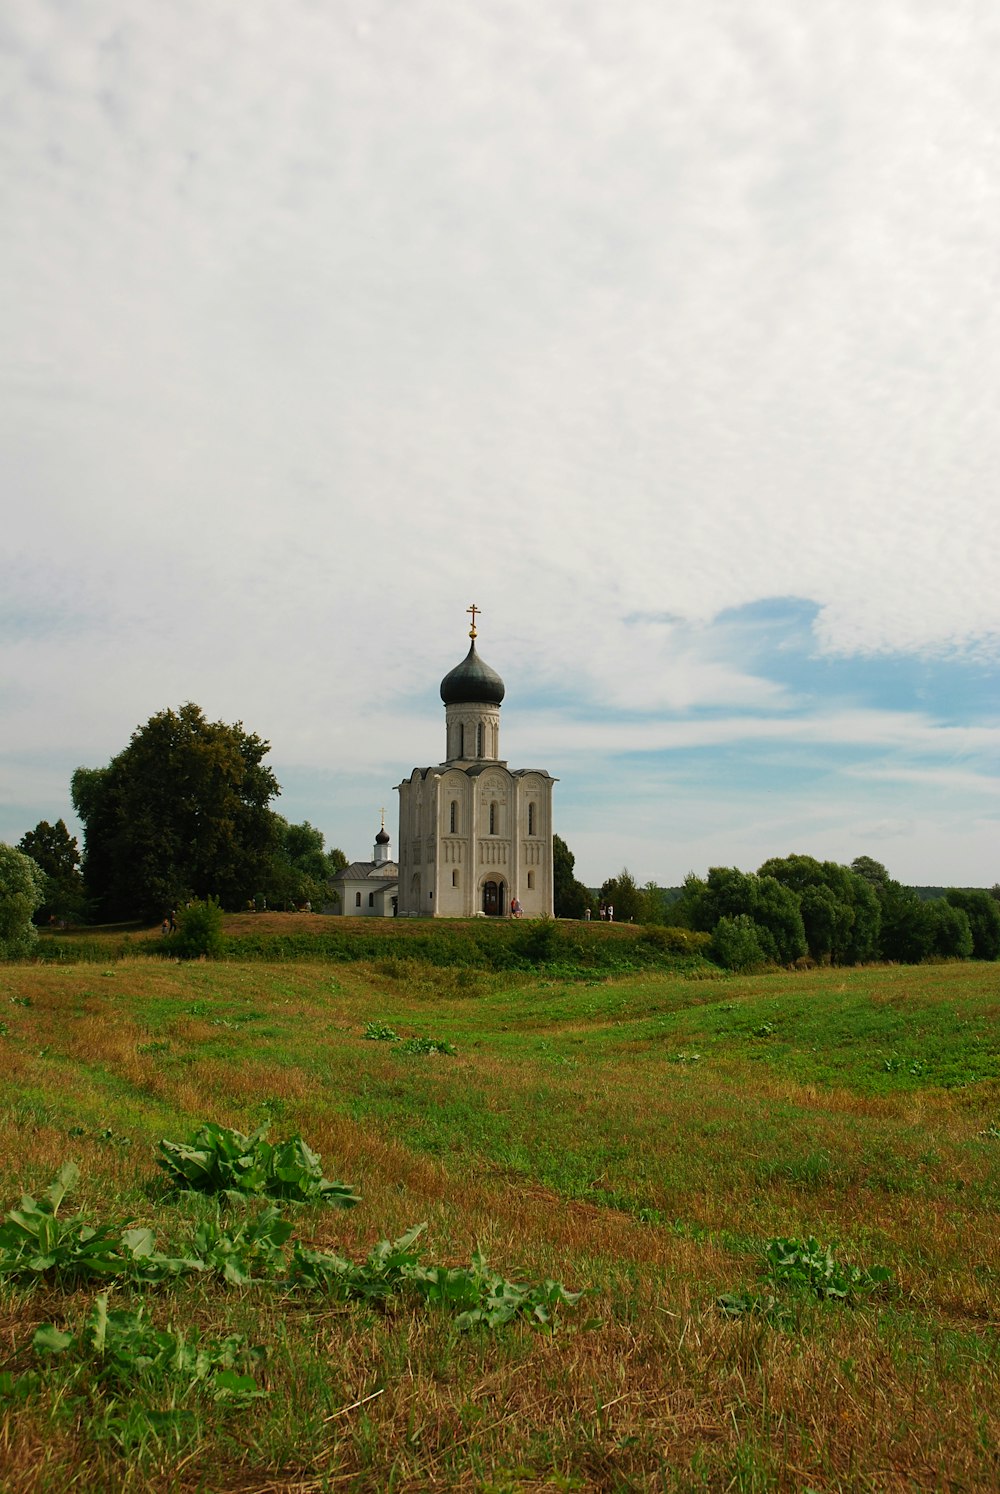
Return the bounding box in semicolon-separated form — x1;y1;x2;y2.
528;802;536;835
476;722;484;757
368;892;374;908
452;869;459;887
450;799;457;833
458;723;464;757
355;891;361;908
489;802;497;835
527;870;535;890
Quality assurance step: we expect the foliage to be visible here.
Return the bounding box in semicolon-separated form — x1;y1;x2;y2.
186;1206;295;1284
514;914;560;964
156;1123;360;1207
71;703;281;920
363;1021;400;1041
16;819;88;925
553;834;594;919
718;1236;893;1319
288;1224;581;1329
762;1236;893;1301
0;1163;129;1283
0;844;46;960
758;854;881;964
679;866;807;965
33;1293;265;1406
260;817;342;910
945;889;1000;961
709;913;767;972
923;898;974;959
170;897;226;959
396;1036;458;1056
598;867;650;924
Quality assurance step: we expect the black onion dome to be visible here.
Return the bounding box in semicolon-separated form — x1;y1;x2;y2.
375;827;390;845
439;642;505;706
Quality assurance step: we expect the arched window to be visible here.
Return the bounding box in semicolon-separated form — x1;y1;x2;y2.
355;891;361;907
476;722;484;757
458;723;464;757
368;892;374;908
527;870;535;889
489;801;497;835
528;802;536;835
452;869;459;887
450;800;457;833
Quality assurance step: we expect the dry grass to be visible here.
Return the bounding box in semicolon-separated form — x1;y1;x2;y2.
0;956;999;1489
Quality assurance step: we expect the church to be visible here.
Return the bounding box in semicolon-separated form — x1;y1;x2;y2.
395;607;556;918
328;814;399;917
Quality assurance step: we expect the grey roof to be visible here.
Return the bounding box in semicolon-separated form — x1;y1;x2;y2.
440;642;505;706
334;861;399;882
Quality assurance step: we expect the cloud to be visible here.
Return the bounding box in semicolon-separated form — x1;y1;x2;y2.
1;1;999;884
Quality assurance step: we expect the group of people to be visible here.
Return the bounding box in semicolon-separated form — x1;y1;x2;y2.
509;896;523;918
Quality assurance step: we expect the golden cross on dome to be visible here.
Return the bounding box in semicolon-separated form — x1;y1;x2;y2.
466;602;480;639
379;807;386;830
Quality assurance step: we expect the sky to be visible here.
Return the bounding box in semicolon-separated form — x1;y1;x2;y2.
2;0;998;890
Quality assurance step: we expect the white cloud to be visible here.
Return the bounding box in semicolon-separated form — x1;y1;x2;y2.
2;0;999;883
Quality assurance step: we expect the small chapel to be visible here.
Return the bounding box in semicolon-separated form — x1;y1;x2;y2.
395;607;557;918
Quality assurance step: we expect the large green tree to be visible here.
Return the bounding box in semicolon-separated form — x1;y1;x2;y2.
553;834;593;919
851;858;931;963
17;818;87;924
678;867;808;965
944;889;1000;961
0;845;46;959
72;703;281;920
758;854;880;965
262;818;347;909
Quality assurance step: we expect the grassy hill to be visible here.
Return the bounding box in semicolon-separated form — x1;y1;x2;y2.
1;949;998;1490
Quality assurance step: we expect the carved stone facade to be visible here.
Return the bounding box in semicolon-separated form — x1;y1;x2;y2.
395;630;556;918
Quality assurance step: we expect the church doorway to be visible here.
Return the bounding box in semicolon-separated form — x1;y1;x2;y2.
482;880;507;917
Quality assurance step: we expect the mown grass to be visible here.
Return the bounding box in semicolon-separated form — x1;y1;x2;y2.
0;944;998;1491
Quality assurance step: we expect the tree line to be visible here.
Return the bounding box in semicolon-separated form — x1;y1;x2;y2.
559;850;999;968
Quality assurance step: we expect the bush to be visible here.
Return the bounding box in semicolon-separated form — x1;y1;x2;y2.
0;845;46;961
172;897;226;959
710;914;767;972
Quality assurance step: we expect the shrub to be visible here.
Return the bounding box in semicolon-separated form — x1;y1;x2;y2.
0;844;46;960
172;897;225;959
710;914;767;972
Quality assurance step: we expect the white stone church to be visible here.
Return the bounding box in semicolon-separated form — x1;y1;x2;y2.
396;611;557;917
332;612;556;919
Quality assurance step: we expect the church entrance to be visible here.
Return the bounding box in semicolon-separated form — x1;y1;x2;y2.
482;879;507;917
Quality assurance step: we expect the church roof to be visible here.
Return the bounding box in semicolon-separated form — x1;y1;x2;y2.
439;641;505;707
334;861;399;882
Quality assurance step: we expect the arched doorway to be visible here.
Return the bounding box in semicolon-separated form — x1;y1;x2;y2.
482;879;507;917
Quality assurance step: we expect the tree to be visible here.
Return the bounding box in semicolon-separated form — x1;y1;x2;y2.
678;867;807;965
17;819;87;924
263;818;341;909
758;854;880;965
924;899;974;960
0;845;46;959
944;890;1000;961
599;868;649;923
72;703;281;920
553;834;593;919
710;913;766;972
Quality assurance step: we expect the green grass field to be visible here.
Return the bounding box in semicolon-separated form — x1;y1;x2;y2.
1;930;998;1490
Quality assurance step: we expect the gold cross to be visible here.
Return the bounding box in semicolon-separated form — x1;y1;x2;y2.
467;603;480;639
379;806;386;829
